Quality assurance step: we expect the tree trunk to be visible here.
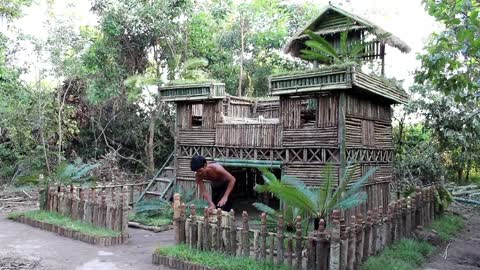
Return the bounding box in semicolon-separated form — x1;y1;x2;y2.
237;15;244;97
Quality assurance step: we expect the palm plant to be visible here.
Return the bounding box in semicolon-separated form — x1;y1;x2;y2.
300;30;367;65
253;164;377;230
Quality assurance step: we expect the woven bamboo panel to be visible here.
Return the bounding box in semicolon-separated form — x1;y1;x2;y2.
178;129;215;145
317;94;339;127
254;101;279;118
283;127;338;147
374;121;393;149
215;124;282;148
283;164;340;186
346;94;392;121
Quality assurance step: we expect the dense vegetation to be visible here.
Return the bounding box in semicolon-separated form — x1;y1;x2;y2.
0;0;479;191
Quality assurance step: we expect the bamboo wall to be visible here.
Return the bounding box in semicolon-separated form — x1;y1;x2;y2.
216;124;282;148
254;100;280;118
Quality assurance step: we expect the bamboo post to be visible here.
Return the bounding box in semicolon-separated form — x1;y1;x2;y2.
355;214;364;268
203;207;210;251
277;215;285;266
269;233;275;265
340;219;348;270
129;185;134;205
121;187;129;233
230;210;237;255
78;188;85;221
406;197;412;237
370;209;378;255
173;193;181;244
242;211;249;257
317;219;329;270
253;230;260;260
347;216;356;270
386;203;393;246
415;187;422;228
71;187;78;220
178;203;186;244
295;216;303;270
376;207;383;252
307;232;316;270
260;212;267;260
190;205;198;248
287;236;293;268
99;190;107;228
216;208;223;251
364;210;373;258
59;185;65;216
329;210;341;270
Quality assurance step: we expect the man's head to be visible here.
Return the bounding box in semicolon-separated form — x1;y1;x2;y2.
191;155;207;173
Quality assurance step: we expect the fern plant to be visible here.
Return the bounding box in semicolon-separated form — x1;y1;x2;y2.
300;30;367;65
253;164;377;230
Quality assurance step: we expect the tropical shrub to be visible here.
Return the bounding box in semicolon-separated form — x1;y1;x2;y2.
253;164;377;230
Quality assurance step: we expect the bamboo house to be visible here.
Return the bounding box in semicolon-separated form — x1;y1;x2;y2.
151;4;410;216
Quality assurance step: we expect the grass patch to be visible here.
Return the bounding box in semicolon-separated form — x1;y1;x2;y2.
128;213;172;227
429;213;465;241
8;210;120;237
362;239;434;270
155;245;289;270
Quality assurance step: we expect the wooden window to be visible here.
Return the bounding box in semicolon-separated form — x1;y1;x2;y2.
361;120;375;146
191;104;203;127
300;98;317;127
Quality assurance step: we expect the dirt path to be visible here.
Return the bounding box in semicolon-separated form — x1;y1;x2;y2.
0;214;175;270
423;204;480;270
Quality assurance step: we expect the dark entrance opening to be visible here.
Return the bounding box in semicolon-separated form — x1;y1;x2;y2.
224;167;281;216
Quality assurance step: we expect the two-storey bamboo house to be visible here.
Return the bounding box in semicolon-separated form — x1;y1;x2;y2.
145;4;410;215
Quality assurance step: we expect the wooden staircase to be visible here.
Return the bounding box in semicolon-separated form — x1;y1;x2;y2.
136;152;175;203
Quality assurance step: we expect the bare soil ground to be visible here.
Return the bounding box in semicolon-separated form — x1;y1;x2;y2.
0;188;174;270
423;203;480;270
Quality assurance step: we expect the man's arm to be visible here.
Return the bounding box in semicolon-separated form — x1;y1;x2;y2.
196;174;216;210
216;166;236;207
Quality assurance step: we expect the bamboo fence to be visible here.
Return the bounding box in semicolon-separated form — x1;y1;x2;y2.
173;186;436;270
42;185;129;233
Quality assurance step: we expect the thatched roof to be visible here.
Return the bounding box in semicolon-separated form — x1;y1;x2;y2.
284;4;411;58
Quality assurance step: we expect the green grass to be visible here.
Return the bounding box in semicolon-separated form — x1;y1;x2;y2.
128;213;172;227
155;245;290;270
362;239;434;270
429;213;465;241
8;210;121;237
362;214;465;270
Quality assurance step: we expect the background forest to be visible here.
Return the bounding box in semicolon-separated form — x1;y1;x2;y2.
0;0;479;190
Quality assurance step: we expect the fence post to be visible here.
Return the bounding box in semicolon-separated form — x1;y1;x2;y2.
415;187;422;228
71;187;78;220
173;193;181;244
355;214;364;268
295;216;303;270
339;218;348;270
190;205;197;248
371;209;378;255
307;231;316;270
242;211;249;257
317;219;329;270
121;187;129;234
364;210;373;257
406;197;412;236
285;236;292;268
178;203;186;244
347;216;356;270
203;207;210;251
277;215;285;266
230;210;237;255
329;210;341;270
260;212;267;260
409;193;416;233
216;209;223;251
376;207;383;252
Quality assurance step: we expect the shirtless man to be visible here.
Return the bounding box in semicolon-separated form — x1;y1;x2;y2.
191;155;236;212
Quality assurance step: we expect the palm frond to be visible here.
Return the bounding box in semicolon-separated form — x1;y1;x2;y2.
342;166;377;199
318;164;334;213
304;30;337;57
283;175;318;203
340;32;348;56
337;191;367;209
252;202;278;216
300;50;331;62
